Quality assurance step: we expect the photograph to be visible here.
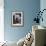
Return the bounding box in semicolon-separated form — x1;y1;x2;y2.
12;11;23;26
4;0;46;46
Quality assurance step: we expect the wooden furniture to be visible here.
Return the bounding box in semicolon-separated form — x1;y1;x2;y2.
31;25;46;46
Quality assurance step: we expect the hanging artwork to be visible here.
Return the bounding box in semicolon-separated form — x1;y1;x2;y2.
12;11;24;26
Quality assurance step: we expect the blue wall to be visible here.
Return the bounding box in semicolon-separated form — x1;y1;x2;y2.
4;0;40;42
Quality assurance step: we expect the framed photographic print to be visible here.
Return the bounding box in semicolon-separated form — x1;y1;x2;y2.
12;11;23;26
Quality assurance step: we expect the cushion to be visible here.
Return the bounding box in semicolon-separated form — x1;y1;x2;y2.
17;37;25;46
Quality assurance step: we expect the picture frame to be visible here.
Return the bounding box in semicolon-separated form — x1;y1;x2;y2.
12;11;23;26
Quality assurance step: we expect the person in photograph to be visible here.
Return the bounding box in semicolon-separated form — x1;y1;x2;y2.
13;13;21;24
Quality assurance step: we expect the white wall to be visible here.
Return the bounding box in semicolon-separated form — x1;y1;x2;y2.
0;0;4;42
40;0;46;27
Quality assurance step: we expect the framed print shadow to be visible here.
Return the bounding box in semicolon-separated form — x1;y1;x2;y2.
12;11;24;26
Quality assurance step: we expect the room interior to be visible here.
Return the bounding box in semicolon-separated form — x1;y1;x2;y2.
0;0;46;46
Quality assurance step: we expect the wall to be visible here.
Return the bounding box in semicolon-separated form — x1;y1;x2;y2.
0;0;4;42
40;0;46;27
4;0;40;42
